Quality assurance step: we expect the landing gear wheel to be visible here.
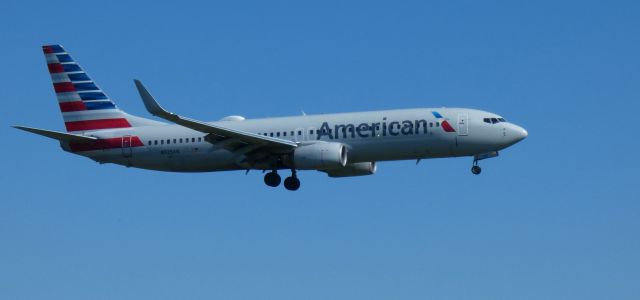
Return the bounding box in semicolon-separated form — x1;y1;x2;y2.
284;176;300;191
264;171;281;187
471;165;482;175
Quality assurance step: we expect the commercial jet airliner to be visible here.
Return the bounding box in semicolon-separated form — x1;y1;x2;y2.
14;45;528;191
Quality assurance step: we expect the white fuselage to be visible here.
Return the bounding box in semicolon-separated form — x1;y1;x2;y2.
63;107;527;172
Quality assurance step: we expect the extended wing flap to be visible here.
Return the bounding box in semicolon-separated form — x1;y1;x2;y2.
134;80;297;150
13;125;98;142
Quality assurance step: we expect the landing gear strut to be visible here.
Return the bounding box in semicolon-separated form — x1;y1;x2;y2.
470;151;498;175
264;171;281;187
471;160;482;175
284;170;300;191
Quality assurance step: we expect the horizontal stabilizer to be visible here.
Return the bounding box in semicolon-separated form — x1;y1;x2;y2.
12;125;98;142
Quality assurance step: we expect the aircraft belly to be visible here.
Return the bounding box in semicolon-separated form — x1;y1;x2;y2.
345;136;443;162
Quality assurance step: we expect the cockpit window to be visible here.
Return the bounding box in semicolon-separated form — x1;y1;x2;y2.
484;117;506;124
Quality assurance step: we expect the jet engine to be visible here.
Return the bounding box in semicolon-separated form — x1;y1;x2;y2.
292;142;348;170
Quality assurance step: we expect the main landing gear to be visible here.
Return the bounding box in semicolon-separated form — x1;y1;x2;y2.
264;171;281;187
263;170;301;191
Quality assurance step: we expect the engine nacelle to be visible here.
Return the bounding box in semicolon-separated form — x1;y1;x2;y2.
323;162;377;177
292;142;347;170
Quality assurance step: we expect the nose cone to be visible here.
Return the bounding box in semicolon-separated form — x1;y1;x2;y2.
510;125;528;144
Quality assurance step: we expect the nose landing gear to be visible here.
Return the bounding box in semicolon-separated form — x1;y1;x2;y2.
471;151;499;175
471;161;482;175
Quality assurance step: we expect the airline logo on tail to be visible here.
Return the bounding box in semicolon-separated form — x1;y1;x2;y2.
43;44;132;132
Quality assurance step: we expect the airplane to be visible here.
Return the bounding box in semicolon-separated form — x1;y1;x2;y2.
13;44;528;191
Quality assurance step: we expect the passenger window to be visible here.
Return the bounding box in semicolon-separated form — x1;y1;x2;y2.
283;132;287;136
436;122;440;127
148;141;152;145
276;132;280;137
198;137;202;142
161;140;164;144
298;130;302;135
167;139;170;144
173;139;177;144
192;138;195;142
310;130;314;134
154;140;158;145
429;122;433;127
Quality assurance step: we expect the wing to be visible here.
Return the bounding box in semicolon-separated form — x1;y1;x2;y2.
134;80;297;166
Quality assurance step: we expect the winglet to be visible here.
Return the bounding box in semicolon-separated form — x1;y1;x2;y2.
134;79;172;118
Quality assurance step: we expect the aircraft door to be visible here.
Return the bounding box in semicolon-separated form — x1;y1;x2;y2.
457;114;468;136
122;135;132;157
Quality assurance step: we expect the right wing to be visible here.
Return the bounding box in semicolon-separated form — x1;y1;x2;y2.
134;80;297;158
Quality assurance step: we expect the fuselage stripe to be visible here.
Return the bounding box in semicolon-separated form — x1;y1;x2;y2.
69;136;144;152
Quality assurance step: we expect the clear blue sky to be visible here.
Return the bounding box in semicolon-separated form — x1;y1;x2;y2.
2;0;639;299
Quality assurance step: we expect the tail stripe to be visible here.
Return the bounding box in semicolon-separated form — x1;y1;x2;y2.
78;92;108;100
84;101;116;110
54;82;76;93
56;54;73;63
48;63;64;73
68;73;90;81
64;118;131;132
43;45;65;54
59;101;87;112
73;82;98;91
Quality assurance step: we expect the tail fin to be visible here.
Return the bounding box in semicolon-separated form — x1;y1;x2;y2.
43;44;159;132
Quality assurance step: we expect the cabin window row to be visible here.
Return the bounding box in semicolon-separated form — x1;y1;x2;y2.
257;130;303;137
257;122;441;138
147;137;203;146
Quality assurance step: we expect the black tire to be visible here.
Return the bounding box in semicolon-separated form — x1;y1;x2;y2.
471;165;482;175
264;172;281;187
283;176;300;191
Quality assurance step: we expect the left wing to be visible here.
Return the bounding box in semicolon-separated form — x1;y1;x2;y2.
134;80;297;157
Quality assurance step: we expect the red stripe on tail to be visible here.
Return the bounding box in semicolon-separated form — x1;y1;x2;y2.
48;63;64;73
65;118;131;131
59;101;87;112
54;82;76;93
